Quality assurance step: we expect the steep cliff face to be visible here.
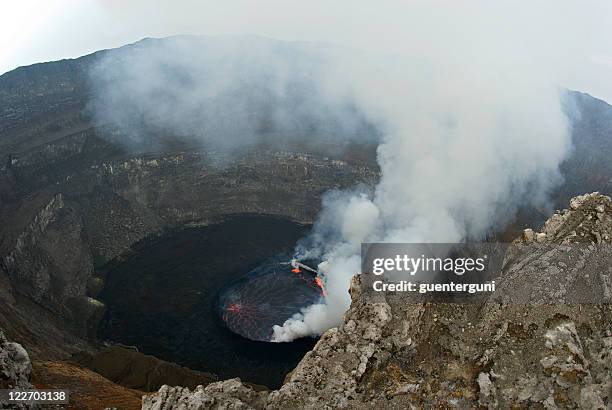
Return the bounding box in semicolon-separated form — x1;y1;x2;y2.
4;193;95;320
143;193;611;409
0;138;377;354
0;53;97;155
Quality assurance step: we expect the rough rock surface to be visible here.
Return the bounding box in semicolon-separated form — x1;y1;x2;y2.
0;330;34;409
142;379;268;410
0;330;33;389
142;193;611;409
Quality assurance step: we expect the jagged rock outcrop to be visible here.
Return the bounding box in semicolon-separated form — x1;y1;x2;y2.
3;193;99;332
0;330;33;389
142;379;268;410
0;330;34;409
142;193;611;409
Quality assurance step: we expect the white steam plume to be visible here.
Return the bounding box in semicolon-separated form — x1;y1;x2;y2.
271;33;571;342
85;6;584;343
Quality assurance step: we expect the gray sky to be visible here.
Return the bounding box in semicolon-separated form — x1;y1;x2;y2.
2;0;612;102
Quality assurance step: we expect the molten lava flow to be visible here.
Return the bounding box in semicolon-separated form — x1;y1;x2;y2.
314;277;327;297
226;303;242;313
217;254;325;341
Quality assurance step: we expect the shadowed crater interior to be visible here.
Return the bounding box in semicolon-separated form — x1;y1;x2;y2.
98;214;318;388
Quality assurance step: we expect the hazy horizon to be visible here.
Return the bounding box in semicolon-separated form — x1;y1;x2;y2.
2;1;612;103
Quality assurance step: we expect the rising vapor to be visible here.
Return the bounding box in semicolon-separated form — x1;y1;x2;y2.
88;6;574;342
272;74;569;338
88;35;375;154
270;23;571;342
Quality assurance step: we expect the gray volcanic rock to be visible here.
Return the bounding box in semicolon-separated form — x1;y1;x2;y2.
142;193;612;409
0;330;34;409
3;193;97;325
0;330;33;389
142;379;268;410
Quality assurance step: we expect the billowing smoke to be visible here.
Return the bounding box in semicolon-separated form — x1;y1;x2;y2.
270;41;571;342
88;35;376;154
89;14;572;343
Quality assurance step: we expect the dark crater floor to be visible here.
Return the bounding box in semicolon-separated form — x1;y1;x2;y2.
98;215;318;388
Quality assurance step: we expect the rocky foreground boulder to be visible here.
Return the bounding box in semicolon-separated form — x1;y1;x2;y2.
0;330;34;409
142;193;611;409
0;330;33;390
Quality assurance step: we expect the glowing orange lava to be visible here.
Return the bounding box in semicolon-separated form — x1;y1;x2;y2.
314;277;327;297
226;303;242;312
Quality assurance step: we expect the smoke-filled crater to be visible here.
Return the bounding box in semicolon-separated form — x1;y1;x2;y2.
217;254;324;342
98;215;319;388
